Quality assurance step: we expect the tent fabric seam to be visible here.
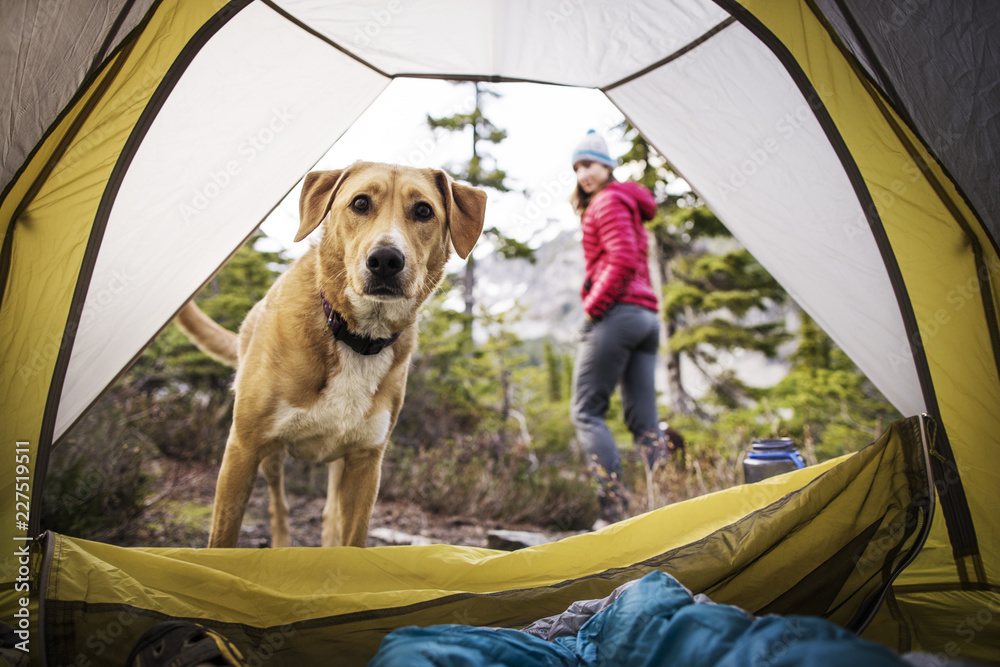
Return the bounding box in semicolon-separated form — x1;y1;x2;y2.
260;0;392;80
711;0;980;566
37;531;57;666
29;0;256;535
798;0;992;568
384;72;582;87
603;16;737;92
21;22;150;530
861;52;994;560
865;82;1000;400
805;0;1000;261
764;515;885;623
0;0;163;212
265;0;713;91
881;589;911;653
818;0;915;131
807;0;1000;383
707;3;929;406
0;5;156;315
84;0;143;90
850;416;936;630
893;583;1000;594
41;480;819;635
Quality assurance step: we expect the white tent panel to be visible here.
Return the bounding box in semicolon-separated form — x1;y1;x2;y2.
609;23;925;416
55;2;389;437
494;0;731;88
275;0;496;77
275;0;730;88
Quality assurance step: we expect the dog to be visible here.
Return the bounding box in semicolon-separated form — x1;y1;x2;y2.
175;162;486;548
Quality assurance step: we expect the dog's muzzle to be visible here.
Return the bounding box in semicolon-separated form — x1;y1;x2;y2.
364;246;406;297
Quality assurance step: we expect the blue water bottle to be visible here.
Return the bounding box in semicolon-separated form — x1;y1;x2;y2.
743;438;806;483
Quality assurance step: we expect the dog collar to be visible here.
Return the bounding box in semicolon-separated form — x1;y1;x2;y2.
320;292;402;355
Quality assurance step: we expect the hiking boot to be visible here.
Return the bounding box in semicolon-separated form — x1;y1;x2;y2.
598;492;627;523
637;429;670;467
595;471;629;524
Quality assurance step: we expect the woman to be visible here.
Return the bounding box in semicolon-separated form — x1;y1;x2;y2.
568;130;665;522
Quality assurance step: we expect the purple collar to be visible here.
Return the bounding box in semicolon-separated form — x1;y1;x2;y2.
320;292;401;355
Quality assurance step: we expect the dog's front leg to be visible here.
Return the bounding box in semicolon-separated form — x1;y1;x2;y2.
261;450;290;547
208;434;265;548
322;458;346;547
331;447;386;548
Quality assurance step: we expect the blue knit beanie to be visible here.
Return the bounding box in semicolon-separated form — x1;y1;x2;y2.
572;129;616;169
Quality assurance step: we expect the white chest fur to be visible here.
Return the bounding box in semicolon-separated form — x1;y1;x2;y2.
267;344;396;463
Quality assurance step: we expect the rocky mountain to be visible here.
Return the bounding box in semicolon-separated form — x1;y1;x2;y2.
474;228;587;343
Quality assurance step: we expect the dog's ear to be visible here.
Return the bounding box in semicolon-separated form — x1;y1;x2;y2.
296;169;346;242
435;172;487;259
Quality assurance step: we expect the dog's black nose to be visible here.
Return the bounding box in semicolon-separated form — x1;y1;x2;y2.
367;246;405;278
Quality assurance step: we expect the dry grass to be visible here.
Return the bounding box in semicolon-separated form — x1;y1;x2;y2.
380;437;600;531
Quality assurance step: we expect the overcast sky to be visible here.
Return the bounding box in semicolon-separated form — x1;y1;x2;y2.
257;78;633;268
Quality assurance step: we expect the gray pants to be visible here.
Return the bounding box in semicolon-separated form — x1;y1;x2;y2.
570;304;661;478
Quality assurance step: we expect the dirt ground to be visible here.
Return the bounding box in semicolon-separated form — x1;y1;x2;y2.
122;458;585;550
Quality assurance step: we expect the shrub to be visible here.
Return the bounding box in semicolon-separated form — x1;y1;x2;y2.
122;386;232;464
380;435;599;531
41;395;154;541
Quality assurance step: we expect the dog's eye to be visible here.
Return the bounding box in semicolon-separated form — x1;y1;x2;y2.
413;202;433;220
351;195;371;213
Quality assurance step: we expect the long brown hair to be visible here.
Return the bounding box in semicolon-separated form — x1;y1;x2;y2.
570;173;616;215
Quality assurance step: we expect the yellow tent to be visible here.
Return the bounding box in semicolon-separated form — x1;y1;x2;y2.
2;1;998;664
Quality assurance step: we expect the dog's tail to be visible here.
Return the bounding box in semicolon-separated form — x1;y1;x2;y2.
175;301;239;367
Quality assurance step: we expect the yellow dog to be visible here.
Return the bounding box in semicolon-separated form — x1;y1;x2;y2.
177;162;486;547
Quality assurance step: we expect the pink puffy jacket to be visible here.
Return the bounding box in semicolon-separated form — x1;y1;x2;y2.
580;181;659;320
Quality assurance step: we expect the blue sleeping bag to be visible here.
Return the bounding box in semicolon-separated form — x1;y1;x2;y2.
369;571;907;666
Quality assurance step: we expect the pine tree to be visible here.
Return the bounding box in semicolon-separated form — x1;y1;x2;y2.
427;82;534;323
423;83;541;447
663;237;790;411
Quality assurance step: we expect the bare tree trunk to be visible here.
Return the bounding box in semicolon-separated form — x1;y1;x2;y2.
464;255;475;321
652;235;696;416
802;422;818;466
499;365;511;450
663;330;696;416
